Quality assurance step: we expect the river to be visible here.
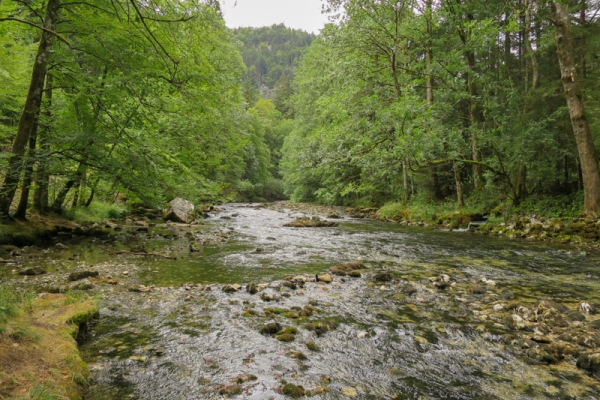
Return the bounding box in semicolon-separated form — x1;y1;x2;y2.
9;202;600;399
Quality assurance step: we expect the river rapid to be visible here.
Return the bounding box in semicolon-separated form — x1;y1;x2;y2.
5;202;600;399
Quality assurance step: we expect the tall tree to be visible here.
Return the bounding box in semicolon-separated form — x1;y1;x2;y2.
552;1;600;215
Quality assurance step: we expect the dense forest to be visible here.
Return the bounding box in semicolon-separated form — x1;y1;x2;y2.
1;0;600;220
283;0;600;218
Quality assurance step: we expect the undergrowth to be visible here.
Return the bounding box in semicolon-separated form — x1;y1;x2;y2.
65;202;129;224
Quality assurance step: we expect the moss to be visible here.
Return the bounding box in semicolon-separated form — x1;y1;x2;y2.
305;320;339;336
276;333;295;342
306;341;320;351
282;383;306;398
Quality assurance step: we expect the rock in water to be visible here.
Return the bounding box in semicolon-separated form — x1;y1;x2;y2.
162;198;195;224
317;273;333;283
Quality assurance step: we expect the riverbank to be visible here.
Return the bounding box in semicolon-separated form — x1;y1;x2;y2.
0;290;98;399
376;201;600;247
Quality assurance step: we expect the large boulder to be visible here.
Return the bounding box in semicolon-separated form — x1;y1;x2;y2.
162;198;195;224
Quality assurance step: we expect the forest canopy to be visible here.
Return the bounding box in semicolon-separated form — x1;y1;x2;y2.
1;0;600;219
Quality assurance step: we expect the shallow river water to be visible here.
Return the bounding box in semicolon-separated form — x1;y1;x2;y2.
34;203;600;399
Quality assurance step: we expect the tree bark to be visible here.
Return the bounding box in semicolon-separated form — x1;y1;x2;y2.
454;162;464;207
0;0;60;218
553;1;600;215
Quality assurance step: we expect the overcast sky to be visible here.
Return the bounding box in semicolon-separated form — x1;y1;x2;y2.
220;0;330;34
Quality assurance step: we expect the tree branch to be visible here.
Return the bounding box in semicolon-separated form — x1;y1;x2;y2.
0;17;71;46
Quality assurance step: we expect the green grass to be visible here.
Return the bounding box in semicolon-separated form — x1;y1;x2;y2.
20;384;63;400
65;202;129;224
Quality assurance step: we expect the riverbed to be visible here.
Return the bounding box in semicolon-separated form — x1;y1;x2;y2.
4;202;600;399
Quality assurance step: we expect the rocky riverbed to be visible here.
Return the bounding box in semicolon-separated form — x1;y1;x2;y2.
2;202;600;399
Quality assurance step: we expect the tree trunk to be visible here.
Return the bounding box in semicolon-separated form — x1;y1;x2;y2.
402;160;409;204
33;74;53;214
466;49;482;190
425;0;434;105
14;125;39;219
524;0;539;94
454;162;464;207
0;0;60;218
84;178;100;207
553;1;600;215
52;164;86;214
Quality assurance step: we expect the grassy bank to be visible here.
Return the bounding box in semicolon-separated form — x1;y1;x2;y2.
377;193;600;245
0;286;99;399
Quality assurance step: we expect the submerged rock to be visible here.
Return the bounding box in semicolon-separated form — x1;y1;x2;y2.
162;198;195;224
374;273;393;282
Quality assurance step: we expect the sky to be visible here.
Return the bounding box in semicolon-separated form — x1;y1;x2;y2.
220;0;331;34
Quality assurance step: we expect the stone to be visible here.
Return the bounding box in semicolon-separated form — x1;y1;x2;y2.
162;198;195;224
260;293;274;301
317;273;333;283
493;304;505;312
68;270;99;281
19;267;46;276
401;285;418;295
246;283;258;294
222;284;241;293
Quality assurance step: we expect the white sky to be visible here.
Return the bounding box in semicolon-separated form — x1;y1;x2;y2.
220;0;330;34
